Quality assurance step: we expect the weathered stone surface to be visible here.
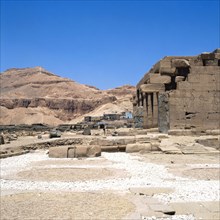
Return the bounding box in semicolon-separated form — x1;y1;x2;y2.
49;146;69;158
83;127;91;135
90;137;136;148
49;145;101;158
158;93;169;133
205;129;220;135
134;49;220;132
133;106;144;128
140;84;165;93
175;76;185;82
8;134;18;141
195;136;220;149
149;74;171;84
172;59;190;68
67;147;76;158
170;202;220;220
49;129;61;138
168;129;196;136
158;139;182;154
160;67;176;75
87;145;101;157
75;146;89;157
126;142;152;153
201;53;215;60
90;138;115;146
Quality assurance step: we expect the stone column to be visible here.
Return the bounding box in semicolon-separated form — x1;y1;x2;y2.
152;92;159;127
137;90;140;106
143;93;148;129
158;93;169;133
147;93;153;128
141;92;144;106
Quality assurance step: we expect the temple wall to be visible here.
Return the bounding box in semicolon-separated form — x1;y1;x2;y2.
134;49;220;132
169;66;220;130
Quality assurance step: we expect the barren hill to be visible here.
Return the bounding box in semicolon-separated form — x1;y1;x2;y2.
0;67;135;125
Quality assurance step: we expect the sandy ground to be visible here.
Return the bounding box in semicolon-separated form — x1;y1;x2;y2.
1;191;134;220
1;149;219;220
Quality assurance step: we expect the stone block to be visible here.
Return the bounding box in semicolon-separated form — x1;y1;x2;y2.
126;142;152;153
190;66;220;75
172;59;190;68
87;145;101;157
158;140;182;154
190;57;203;66
140;83;165;93
49;129;61;138
115;138;136;145
168;129;195;136
191;82;219;91
49;146;69;158
204;59;219;66
67;147;76;158
83;127;91;135
160;59;172;68
149;74;171;84
90;138;115;146
101;146;119;152
75;146;89;157
201;53;215;60
158;93;169;133
170;202;219;220
175;76;185;82
176;81;191;90
214;53;220;59
49;145;101;158
160;67;176;75
205;129;220;135
188;73;217;83
195;137;220;149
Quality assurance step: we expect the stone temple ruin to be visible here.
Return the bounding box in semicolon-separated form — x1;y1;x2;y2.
133;49;220;133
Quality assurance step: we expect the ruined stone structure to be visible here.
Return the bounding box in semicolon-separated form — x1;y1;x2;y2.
133;49;220;133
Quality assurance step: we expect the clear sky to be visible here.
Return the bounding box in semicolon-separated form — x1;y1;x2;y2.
1;0;219;89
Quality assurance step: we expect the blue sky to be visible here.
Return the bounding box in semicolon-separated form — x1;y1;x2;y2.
1;0;219;89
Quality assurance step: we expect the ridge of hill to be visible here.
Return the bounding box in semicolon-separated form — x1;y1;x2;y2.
0;67;135;125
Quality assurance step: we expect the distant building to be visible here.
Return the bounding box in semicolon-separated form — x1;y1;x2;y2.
103;113;121;121
84;116;92;122
125;111;133;119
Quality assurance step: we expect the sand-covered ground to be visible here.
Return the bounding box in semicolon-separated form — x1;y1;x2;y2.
1;149;219;220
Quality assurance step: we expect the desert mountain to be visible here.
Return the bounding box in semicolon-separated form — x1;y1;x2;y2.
0;67;135;125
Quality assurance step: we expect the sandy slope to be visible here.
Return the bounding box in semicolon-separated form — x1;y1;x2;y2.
0;67;135;125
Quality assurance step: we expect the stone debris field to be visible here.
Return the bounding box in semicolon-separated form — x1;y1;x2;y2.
1;133;219;220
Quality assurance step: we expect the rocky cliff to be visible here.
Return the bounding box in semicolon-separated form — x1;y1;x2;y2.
0;67;135;125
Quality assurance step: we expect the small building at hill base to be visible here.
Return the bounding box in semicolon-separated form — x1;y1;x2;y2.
133;49;220;133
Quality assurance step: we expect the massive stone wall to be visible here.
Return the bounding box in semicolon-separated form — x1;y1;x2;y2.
133;49;220;132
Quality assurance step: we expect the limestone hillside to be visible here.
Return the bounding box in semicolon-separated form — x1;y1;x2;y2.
0;67;135;125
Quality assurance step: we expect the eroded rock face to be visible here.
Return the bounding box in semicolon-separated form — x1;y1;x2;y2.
0;67;134;125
